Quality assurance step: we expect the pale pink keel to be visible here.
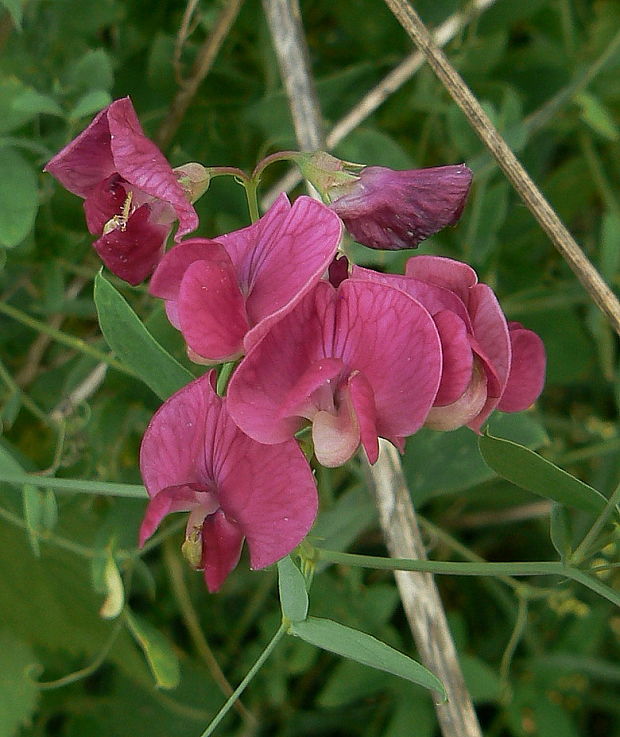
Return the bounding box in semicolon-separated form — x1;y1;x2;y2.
45;97;198;284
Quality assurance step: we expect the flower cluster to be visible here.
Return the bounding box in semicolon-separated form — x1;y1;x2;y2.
47;98;546;591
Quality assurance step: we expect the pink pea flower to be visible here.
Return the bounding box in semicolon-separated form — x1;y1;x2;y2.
45;97;198;285
139;371;317;592
227;279;442;467
351;256;545;431
329;164;473;250
149;194;342;363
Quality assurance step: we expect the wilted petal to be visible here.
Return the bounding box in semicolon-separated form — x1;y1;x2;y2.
498;323;546;412
106;98;198;238
93;204;170;285
331;164;472;250
44;106;115;196
201;510;244;592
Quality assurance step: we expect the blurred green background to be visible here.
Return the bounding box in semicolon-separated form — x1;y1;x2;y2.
0;1;619;735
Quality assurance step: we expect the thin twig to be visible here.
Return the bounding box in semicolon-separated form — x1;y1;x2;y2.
384;0;620;336
261;0;324;151
262;0;498;207
157;0;245;149
262;4;481;735
173;0;201;85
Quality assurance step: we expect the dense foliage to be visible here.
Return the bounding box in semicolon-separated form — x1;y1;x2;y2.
0;1;619;736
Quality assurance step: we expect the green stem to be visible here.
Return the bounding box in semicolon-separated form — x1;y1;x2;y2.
499;594;528;702
0;471;147;498
571;480;620;565
35;618;124;689
216;361;236;396
0;358;51;426
243;179;260;223
0;301;136;378
251;150;302;181
199;623;287;737
314;548;620;607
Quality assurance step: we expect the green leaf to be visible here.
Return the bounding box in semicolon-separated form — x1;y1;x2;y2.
124;610;180;690
11;89;63;117
277;556;308;623
576;92;619;141
290;617;446;699
479;433;608;515
21;484;42;557
549;504;572;561
66;49;114;93
0;148;38;248
0;631;40;737
94;271;194;400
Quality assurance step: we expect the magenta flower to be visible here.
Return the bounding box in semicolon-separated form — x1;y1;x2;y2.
227;279;442;467
45;97;198;285
330;164;472;250
149;194;343;363
351;256;545;431
139;371;317;592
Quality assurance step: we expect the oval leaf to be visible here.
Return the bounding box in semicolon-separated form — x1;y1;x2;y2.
94;271;194;400
0;148;38;248
290;616;446;699
479;432;608;515
124;609;180;690
277;555;308;623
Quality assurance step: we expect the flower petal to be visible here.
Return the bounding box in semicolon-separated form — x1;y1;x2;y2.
214;406;318;570
139;484;203;546
227;282;332;444
497;323;546;412
201;510;244;592
177;255;249;362
139;371;218;495
331;164;472;250
348;371;379;464
335;280;442;440
218;194;342;352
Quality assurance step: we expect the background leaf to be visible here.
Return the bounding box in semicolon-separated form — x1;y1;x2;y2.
94;271;194;400
290;617;446;699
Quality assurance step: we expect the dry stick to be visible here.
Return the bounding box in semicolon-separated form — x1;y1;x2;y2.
156;0;245;149
262;0;498;207
261;0;324;151
173;0;201;85
385;0;620;337
262;4;482;737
